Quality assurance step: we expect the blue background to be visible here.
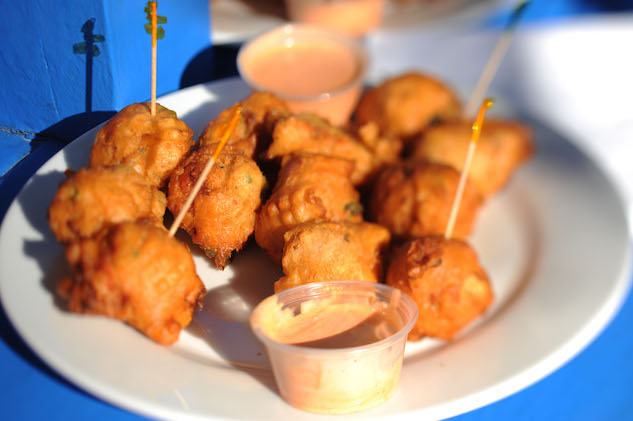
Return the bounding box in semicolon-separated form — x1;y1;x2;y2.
1;0;633;420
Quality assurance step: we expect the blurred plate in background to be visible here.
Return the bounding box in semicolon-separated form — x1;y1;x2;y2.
210;0;505;44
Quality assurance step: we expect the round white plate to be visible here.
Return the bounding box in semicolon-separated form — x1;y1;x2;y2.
0;78;630;421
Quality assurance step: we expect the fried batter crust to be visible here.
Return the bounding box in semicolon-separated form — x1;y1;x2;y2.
255;153;363;264
48;166;166;243
167;143;265;269
276;221;391;292
198;92;290;158
386;236;493;340
267;113;401;185
412;119;533;195
370;160;484;239
90;102;194;187
58;221;205;345
355;72;461;140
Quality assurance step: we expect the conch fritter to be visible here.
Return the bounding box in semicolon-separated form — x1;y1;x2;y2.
355;72;461;141
58;221;205;345
386;236;493;340
412;119;533;195
48;166;166;243
370;161;483;239
355;121;403;166
167;143;265;269
198;92;290;157
90;102;194;187
267;113;401;185
276;221;391;292
255;153;363;264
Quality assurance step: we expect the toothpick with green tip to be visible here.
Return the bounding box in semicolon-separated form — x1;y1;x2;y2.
464;0;530;117
144;1;167;116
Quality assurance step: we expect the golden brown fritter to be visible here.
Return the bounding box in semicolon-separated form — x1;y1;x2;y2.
198;92;290;158
167;143;265;269
267;113;401;185
386;236;493;340
90;102;194;187
255;153;363;264
370;161;484;239
355;120;403;165
57;221;205;345
411;119;533;196
48;166;166;243
276;221;391;292
355;72;461;141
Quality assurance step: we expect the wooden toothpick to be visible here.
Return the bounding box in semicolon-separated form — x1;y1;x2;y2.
168;108;242;237
150;1;157;116
444;99;494;239
463;0;530;117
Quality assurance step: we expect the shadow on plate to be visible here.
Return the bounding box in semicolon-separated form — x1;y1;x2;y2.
188;239;282;393
16;170;71;312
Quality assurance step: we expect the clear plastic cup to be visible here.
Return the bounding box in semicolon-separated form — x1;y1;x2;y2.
249;281;418;414
237;24;368;126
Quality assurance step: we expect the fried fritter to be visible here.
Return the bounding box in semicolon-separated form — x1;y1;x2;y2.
386;236;493;340
370;161;483;239
355;72;461;140
255;153;363;264
167;143;265;269
58;221;205;345
355;120;403;165
267;113;401;185
198;92;290;157
411;119;533;195
48;166;166;243
90;102;194;187
276;221;391;292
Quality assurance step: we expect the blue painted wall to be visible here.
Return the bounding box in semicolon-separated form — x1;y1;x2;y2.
0;0;211;176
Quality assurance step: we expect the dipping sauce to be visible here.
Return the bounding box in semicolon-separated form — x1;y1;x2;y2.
243;42;360;97
237;24;367;126
250;281;418;414
260;300;401;348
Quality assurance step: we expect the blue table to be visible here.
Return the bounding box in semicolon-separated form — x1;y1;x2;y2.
2;1;633;420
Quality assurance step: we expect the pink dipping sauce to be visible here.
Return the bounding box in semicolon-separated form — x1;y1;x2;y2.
238;25;367;126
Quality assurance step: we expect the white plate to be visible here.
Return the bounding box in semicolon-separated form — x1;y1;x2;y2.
210;0;504;44
0;77;630;421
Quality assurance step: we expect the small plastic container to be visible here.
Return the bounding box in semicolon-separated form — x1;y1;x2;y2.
237;24;368;126
249;281;418;414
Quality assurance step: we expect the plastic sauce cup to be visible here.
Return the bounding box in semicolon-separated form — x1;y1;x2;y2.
237;24;368;126
249;281;418;414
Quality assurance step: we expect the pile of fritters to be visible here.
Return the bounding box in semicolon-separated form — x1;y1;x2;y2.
49;68;533;345
353;71;532;340
50;102;204;345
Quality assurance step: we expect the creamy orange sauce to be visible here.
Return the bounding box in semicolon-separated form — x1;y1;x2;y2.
244;42;360;96
238;27;366;125
250;285;415;414
268;301;399;348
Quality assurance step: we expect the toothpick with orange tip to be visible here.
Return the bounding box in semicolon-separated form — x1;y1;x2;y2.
168;108;242;237
445;98;494;239
464;0;529;117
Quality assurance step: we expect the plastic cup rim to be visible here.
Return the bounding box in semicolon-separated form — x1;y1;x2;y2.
236;23;369;103
250;280;419;356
